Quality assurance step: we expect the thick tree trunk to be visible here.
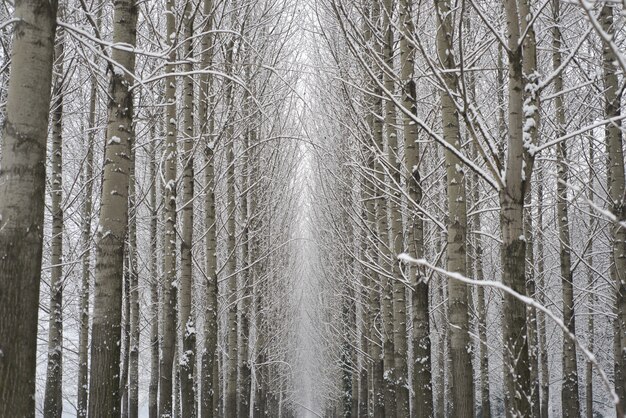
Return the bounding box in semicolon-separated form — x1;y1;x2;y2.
501;1;535;415
43;32;65;418
0;0;58;415
87;0;138;414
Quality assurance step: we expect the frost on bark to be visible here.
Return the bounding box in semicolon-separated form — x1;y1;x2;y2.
148;126;159;418
43;29;65;418
434;0;474;415
87;0;137;414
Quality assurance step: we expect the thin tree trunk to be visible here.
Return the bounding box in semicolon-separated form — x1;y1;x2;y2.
128;126;139;418
78;37;97;418
536;165;549;418
586;138;595;418
552;2;580;415
434;1;474;415
399;0;432;415
87;0;138;412
159;0;179;411
225;37;239;417
199;1;218;416
600;6;626;416
180;3;196;416
149;126;160;418
43;30;65;418
0;0;58;414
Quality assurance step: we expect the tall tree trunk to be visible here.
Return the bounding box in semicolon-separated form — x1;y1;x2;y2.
159;0;179;411
225;38;239;417
536;166;549;418
0;0;58;414
149;126;160;418
43;30;65;418
600;5;626;416
199;1;218;416
434;1;474;415
586;138;595;418
180;4;197;417
128;126;139;418
87;0;138;413
501;0;535;415
78;35;97;418
552;2;580;415
239;110;254;418
399;1;433;415
121;252;131;417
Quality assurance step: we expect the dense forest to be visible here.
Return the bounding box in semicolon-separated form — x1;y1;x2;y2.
0;0;625;417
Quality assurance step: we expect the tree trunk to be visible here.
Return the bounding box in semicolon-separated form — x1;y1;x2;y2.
180;4;197;417
600;5;626;417
87;0;138;413
43;30;65;418
501;0;534;415
552;2;580;415
0;0;58;414
128;126;139;418
149;126;160;418
434;1;474;416
159;0;179;412
199;1;218;417
78;35;97;418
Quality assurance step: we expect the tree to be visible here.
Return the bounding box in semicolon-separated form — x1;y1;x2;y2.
0;0;58;415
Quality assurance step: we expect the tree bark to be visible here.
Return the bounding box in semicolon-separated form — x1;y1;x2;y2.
600;5;626;417
87;0;138;413
43;30;65;418
180;3;197;417
0;0;58;415
159;0;179;412
434;1;474;416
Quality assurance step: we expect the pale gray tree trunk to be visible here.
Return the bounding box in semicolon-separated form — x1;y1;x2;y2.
159;0;179;412
77;5;100;414
128;128;139;418
600;6;626;416
149;126;160;418
552;2;580;415
434;0;474;415
87;0;138;413
536;165;549;418
43;31;65;418
224;38;239;417
586;138;595;418
77;43;97;418
0;0;58;415
500;0;535;415
198;1;219;416
179;3;196;416
399;1;433;415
